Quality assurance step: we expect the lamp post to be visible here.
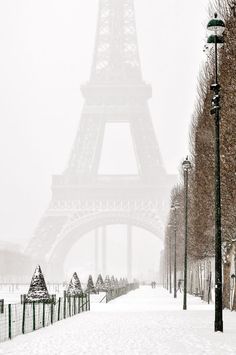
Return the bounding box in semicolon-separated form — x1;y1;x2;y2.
164;236;169;291
167;224;172;294
171;202;180;298
207;13;225;333
182;157;191;310
165;239;169;290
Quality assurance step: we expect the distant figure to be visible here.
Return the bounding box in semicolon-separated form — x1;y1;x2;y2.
151;281;156;289
177;279;182;293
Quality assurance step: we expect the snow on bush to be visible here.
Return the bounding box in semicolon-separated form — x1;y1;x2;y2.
26;265;50;302
67;272;83;296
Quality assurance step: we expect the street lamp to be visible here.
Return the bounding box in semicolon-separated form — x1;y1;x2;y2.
167;224;172;294
207;12;225;333
171;202;180;298
163;237;169;290
182;156;191;310
165;239;169;290
165;238;169;290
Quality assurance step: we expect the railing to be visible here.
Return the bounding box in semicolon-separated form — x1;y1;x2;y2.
106;283;139;303
0;294;90;343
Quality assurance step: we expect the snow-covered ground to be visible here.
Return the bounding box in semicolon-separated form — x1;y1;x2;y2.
0;286;236;355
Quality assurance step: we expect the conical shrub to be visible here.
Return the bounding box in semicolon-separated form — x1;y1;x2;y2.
86;275;97;294
95;274;104;292
26;265;50;302
110;275;116;289
67;272;83;296
104;275;111;291
115;278;119;288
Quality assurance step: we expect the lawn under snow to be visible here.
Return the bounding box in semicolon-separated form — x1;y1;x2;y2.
0;286;236;355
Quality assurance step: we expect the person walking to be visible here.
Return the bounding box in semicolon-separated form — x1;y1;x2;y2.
177;279;182;293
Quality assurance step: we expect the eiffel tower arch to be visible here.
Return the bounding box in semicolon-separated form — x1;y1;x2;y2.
26;0;175;281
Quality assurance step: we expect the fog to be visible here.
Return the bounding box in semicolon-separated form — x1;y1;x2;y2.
0;0;208;281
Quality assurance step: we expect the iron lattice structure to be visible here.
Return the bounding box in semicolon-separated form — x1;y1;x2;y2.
26;0;175;280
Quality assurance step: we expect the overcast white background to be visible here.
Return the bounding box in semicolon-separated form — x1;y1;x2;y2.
0;0;208;244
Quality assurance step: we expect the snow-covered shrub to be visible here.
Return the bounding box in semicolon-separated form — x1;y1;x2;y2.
26;265;50;302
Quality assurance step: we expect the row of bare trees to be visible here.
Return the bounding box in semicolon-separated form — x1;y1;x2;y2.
163;0;236;308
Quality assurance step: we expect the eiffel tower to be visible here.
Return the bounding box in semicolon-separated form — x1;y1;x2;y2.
26;0;175;281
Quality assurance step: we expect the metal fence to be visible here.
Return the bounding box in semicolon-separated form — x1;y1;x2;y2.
0;294;90;343
106;283;139;303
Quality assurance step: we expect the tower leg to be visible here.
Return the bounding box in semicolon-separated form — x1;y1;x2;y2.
102;226;107;276
94;229;99;278
127;225;132;282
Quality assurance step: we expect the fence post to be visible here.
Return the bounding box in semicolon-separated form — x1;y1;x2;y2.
22;301;26;334
88;293;90;311
8;304;11;340
51;300;54;324
42;302;45;327
58;297;61;321
83;294;85;311
33;302;36;331
63;296;66;319
73;296;76;315
69;296;71;317
0;299;4;314
20;294;26;305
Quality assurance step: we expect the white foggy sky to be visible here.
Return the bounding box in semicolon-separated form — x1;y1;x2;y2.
64;226;162;282
0;0;208;242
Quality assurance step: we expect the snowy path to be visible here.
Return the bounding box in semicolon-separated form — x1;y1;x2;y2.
0;286;236;355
